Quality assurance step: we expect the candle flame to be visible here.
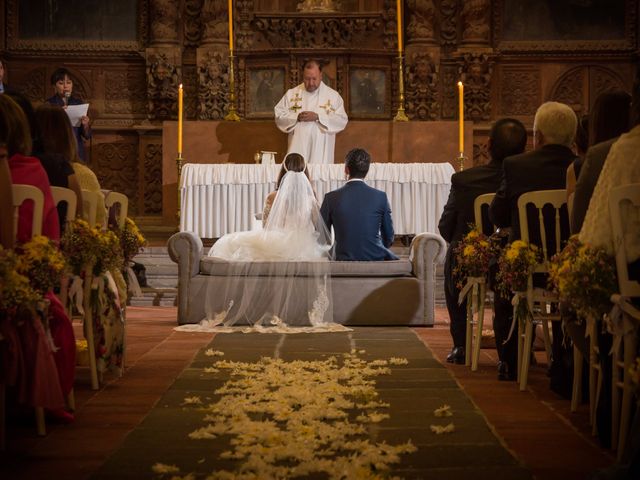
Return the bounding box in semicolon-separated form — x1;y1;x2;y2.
179;83;183;89
458;81;462;87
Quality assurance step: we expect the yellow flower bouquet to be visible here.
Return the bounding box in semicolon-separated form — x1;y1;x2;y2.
548;236;617;321
496;240;540;294
15;235;67;295
61;219;123;276
0;246;39;314
114;217;146;263
453;227;499;288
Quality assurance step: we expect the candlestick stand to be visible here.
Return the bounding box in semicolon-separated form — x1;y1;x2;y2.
176;152;184;229
457;153;467;172
224;52;241;122
393;54;409;122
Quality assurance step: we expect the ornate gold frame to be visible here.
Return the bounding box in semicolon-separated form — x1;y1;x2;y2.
6;0;147;54
493;0;637;52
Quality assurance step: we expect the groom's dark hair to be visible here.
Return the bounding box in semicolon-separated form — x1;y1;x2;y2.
345;148;370;179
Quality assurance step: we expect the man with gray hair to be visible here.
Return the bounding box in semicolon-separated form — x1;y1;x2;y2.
489;101;577;242
489;101;577;395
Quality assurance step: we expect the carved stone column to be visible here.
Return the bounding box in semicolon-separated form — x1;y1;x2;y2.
458;53;493;122
196;50;230;120
459;0;491;48
146;0;182;121
405;0;437;47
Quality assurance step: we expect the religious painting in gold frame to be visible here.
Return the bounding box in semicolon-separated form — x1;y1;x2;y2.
348;67;388;119
494;0;636;52
246;67;286;119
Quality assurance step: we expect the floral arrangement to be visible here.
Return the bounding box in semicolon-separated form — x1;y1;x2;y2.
0;246;39;313
496;240;540;294
115;217;146;263
548;236;617;320
61;219;123;276
15;235;66;295
453;227;499;288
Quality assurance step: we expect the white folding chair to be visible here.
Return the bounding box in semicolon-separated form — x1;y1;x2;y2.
609;183;640;457
465;193;496;371
10;184;46;435
104;191;128;229
50;186;78;227
517;189;568;392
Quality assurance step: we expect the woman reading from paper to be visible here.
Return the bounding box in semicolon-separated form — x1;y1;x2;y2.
177;153;343;332
46;68;92;162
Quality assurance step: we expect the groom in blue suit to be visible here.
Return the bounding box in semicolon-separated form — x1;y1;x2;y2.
320;148;398;261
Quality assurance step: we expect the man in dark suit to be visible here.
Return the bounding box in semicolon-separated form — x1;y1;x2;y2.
320;148;397;261
438;118;527;367
490;101;577;383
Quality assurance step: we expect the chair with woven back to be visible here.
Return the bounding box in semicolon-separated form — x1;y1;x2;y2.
516;189;570;393
608;182;640;458
464;193;496;371
10;184;46;436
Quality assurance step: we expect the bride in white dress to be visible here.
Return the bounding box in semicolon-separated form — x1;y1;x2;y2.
177;153;343;332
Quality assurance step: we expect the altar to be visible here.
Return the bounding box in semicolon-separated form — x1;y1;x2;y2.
180;162;455;238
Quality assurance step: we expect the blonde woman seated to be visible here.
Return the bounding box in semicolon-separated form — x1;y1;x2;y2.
181;153;338;332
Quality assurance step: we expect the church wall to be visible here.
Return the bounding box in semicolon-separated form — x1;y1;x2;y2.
2;0;638;233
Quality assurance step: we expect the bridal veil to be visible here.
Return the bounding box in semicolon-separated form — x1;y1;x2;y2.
200;169;335;329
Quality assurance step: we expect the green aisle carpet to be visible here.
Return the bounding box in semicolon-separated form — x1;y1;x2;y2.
93;328;532;479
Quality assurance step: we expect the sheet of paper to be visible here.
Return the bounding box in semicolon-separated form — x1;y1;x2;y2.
65;103;89;127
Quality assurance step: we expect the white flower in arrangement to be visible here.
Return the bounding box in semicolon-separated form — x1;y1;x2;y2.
203;367;219;374
434;404;453;417
430;423;455;434
181;396;202;405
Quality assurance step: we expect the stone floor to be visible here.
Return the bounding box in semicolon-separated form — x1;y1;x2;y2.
0;306;615;480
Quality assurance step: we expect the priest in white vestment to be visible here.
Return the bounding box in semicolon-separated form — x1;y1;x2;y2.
274;60;348;164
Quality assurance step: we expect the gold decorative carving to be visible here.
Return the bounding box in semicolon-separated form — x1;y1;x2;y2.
236;0;256;50
252;14;384;49
197;51;230;120
105;70;147;114
459;53;492;121
500;66;540;116
405;52;439;120
150;0;179;45
146;52;180;120
144;143;163;215
297;0;340;13
460;0;490;44
406;0;436;43
94;142;139;214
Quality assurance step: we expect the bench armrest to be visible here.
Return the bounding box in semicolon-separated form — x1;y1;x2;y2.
409;232;446;279
168;231;203;279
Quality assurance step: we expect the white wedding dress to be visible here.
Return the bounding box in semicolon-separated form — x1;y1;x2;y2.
175;171;348;333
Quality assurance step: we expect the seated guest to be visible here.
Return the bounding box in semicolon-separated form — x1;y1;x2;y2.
489;101;577;390
438;118;527;369
0;141;13;248
565;114;589;206
320;148;397;261
46;67;92;162
34;104;84;227
570;90;632;233
0;95;59;242
0;93;75;419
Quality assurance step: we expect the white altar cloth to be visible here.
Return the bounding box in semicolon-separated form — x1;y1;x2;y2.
180;162;455;238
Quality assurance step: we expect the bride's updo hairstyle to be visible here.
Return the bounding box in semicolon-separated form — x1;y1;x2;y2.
276;152;309;189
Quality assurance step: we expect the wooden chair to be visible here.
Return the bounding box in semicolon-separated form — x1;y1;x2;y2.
516;189;568;392
608;183;640;457
465;193;496;371
10;184;46;436
104;191;128;229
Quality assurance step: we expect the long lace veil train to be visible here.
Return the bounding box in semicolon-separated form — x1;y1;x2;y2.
199;170;335;330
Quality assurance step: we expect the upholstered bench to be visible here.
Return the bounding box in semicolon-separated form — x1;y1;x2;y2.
168;231;446;326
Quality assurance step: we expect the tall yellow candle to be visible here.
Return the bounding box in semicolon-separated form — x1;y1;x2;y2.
396;0;403;52
178;83;183;155
228;0;234;51
458;81;464;153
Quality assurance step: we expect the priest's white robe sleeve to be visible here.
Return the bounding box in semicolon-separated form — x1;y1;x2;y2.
274;89;298;133
317;87;348;134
